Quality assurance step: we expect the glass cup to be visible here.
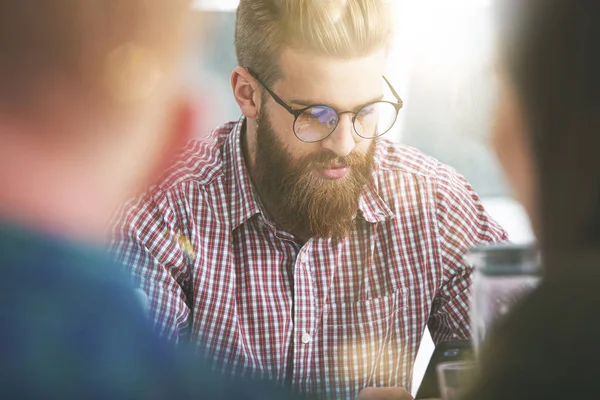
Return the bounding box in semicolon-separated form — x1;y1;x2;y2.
468;243;541;357
436;361;477;400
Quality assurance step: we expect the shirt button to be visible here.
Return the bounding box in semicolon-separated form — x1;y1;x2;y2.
300;253;309;264
301;332;311;344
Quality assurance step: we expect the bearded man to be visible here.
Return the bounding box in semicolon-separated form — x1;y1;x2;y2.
111;0;507;398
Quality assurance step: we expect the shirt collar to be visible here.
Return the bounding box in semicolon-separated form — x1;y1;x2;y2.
224;116;395;230
224;116;263;230
357;163;396;224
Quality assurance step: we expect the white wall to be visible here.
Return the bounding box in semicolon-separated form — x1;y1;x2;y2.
192;0;238;11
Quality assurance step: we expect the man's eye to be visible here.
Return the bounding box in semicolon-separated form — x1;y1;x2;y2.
310;109;336;124
360;106;376;115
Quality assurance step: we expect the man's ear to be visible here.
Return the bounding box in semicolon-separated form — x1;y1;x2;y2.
231;66;260;119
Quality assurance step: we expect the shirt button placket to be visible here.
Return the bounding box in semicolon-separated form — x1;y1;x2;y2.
292;246;314;391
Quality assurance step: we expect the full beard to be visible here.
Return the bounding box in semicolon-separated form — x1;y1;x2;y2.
250;111;376;242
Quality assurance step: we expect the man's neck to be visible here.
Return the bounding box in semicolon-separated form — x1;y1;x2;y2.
0;155;113;245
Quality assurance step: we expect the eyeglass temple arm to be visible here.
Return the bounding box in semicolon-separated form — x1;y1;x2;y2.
247;68;401;114
383;76;403;105
245;67;297;115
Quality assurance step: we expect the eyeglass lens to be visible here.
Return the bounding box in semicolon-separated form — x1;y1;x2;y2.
293;101;398;142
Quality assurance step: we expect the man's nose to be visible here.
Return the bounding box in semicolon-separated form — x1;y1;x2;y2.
320;114;359;158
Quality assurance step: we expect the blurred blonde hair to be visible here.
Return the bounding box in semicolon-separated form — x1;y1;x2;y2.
0;0;190;111
235;0;393;86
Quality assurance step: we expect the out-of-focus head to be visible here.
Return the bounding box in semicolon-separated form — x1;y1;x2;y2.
0;0;192;239
493;0;600;263
231;0;396;240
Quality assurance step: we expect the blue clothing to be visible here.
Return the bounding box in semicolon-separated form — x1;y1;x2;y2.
0;222;294;399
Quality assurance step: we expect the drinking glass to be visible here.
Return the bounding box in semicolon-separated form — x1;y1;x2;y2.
469;243;541;357
436;361;477;400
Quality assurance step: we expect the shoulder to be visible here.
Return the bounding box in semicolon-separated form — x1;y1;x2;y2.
375;139;440;178
0;237;197;397
373;140;504;231
115;122;237;225
374;139;467;197
0;233;148;347
155;121;237;193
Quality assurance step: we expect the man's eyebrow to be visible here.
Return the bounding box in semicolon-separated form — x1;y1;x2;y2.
289;94;385;110
360;94;385;106
288;99;315;107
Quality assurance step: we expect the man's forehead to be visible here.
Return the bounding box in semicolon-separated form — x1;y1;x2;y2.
275;48;387;110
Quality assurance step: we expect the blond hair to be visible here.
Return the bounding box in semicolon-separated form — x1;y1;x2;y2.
0;0;190;110
235;0;393;86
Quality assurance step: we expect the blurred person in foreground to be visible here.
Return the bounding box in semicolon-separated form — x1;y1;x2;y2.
111;0;507;398
463;0;600;399
0;1;292;398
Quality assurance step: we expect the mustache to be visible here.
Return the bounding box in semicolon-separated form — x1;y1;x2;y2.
302;150;370;170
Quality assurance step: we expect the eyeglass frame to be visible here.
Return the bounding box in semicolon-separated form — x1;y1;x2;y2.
245;67;404;143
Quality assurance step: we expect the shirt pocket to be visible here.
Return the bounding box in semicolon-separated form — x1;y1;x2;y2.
316;288;408;399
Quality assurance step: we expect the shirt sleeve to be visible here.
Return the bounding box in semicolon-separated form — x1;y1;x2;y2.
428;163;509;344
110;185;194;344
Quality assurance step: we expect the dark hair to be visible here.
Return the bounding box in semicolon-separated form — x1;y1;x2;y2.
462;7;600;399
496;0;600;270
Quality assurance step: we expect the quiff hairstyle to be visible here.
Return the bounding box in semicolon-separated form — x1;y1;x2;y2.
235;0;393;86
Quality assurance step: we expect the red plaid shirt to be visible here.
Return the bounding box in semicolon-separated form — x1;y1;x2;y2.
112;117;507;399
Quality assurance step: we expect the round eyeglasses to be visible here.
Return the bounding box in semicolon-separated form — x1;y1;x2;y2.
246;68;403;143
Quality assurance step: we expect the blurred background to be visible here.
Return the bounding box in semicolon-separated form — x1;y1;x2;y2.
189;0;534;394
